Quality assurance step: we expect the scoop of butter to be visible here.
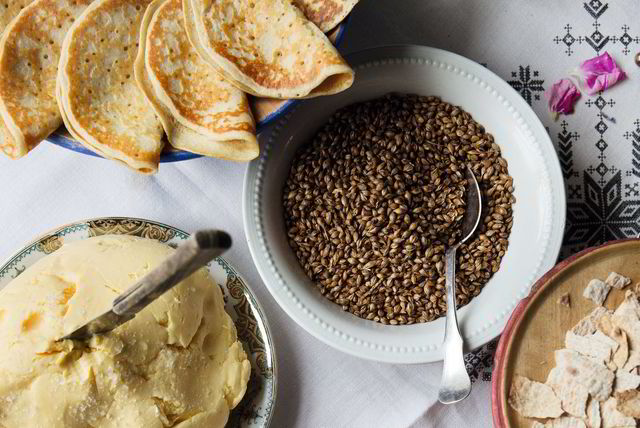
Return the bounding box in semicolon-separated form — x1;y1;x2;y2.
0;235;250;427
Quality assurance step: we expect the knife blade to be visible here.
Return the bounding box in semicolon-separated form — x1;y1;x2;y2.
59;229;231;342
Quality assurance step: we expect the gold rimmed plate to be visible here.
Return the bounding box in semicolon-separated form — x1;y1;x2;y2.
0;217;276;428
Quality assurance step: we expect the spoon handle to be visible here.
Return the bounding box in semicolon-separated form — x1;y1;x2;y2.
438;246;471;404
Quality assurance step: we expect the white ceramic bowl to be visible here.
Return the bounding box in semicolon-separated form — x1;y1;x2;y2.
243;45;565;364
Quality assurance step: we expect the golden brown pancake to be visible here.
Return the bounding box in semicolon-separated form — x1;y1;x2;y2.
292;0;358;32
57;0;164;174
0;0;93;159
183;0;354;99
137;0;258;160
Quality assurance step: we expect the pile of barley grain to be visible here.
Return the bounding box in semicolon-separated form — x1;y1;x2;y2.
283;94;514;325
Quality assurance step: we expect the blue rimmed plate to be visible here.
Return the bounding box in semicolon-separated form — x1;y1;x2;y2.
0;217;276;427
48;19;350;163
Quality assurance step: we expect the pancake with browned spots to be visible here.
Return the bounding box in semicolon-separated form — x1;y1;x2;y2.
183;0;354;99
292;0;358;32
57;0;163;173
137;0;257;160
0;0;93;159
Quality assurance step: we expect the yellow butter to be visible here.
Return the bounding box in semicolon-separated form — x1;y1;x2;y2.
0;235;250;427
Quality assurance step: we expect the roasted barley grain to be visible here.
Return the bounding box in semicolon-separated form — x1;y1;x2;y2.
283;94;514;324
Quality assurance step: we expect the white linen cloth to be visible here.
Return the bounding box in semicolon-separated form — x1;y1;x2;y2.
1;0;639;426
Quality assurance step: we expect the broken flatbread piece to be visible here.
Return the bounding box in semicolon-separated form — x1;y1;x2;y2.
573;307;610;336
555;349;614;402
614;369;640;392
508;374;564;419
546;366;589;417
531;417;588;428
592;331;619;370
597;315;629;369
612;330;629;370
605;272;631;289
615;390;640;419
601;397;635;428
550;417;587;428
592;331;619;351
613;290;640;320
583;279;611;306
587;399;601;428
622;350;640;372
565;331;615;364
558;292;571;308
612;292;640;351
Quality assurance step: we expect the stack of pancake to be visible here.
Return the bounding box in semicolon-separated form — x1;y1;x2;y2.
0;0;357;173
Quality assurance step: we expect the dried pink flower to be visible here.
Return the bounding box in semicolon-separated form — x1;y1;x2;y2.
545;78;580;115
579;52;626;94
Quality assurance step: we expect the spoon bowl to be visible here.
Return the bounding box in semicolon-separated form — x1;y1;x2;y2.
438;167;483;404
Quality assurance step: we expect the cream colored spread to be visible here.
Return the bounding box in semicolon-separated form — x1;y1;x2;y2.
0;235;250;427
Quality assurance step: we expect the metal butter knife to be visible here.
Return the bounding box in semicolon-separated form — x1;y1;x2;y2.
59;229;232;342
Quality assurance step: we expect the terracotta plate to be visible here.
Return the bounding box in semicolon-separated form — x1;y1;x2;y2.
492;238;640;427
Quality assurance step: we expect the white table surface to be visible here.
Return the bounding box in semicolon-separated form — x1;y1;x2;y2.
3;0;640;426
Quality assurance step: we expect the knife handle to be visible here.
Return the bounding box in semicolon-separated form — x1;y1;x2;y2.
112;230;231;317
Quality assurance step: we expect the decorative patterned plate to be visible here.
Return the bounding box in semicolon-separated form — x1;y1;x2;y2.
0;217;276;428
47;19;350;163
243;45;566;363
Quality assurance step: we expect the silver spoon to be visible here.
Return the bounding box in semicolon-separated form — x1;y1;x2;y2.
438;167;482;404
59;230;231;342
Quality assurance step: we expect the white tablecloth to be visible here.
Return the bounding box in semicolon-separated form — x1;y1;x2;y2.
2;1;640;426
